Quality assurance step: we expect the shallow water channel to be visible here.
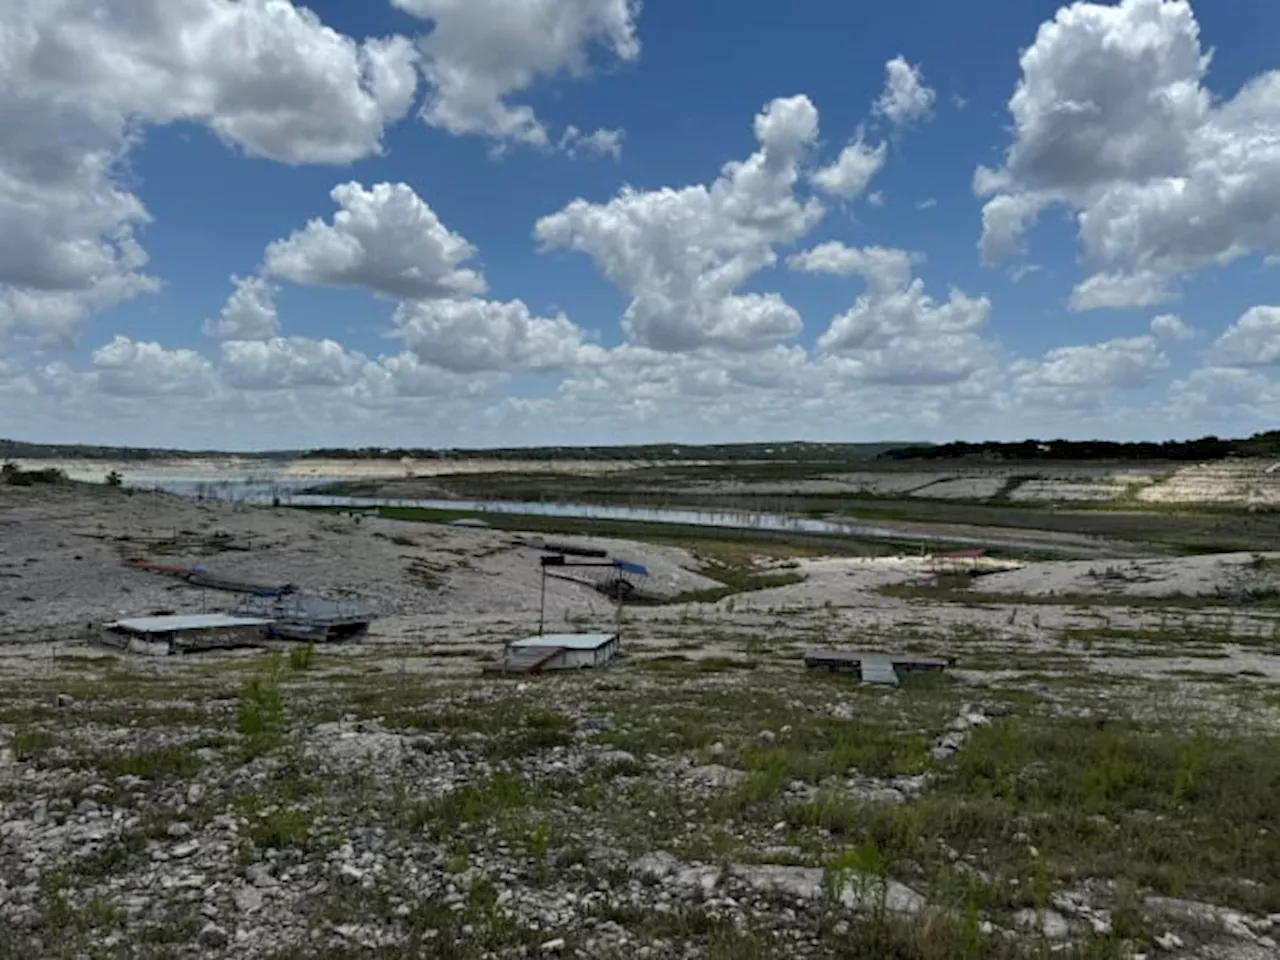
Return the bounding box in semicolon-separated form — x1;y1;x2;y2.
131;476;1071;554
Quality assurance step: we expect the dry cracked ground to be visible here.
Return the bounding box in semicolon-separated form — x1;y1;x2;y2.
3;485;1280;959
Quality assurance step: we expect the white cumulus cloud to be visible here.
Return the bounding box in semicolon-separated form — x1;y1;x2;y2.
0;0;420;343
875;57;936;127
810;138;887;200
1013;335;1169;391
219;337;372;390
1150;313;1194;343
391;298;604;373
204;275;281;340
816;263;995;386
91;335;217;397
392;0;639;148
1208;306;1280;368
977;0;1280;309
263;182;486;300
787;243;918;292
1069;269;1175;312
560;126;625;160
536;95;824;352
363;352;501;399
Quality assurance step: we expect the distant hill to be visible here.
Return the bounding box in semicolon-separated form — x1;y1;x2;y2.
1;439;919;463
296;441;921;462
881;432;1280;463
8;434;1280;463
0;439;291;461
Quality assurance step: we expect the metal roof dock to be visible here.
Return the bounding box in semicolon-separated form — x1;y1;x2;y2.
107;614;274;633
510;633;617;651
102;613;274;656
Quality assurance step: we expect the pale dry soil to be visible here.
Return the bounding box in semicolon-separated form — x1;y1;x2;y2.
2;486;1280;958
19;455;1280;507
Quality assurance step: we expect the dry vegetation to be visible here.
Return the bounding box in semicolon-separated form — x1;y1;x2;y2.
3;477;1280;959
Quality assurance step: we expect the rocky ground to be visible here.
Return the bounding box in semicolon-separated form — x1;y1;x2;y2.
19;455;1280;507
0;484;719;644
3;485;1280;958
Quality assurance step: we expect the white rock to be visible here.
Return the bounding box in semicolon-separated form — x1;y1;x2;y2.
684;765;746;789
728;864;925;915
540;938;566;952
170;840;199;859
1013;908;1070;940
339;864;364;885
1223;914;1256;941
596;750;637;767
631;852;679;880
246;864;277;888
187;784;206;806
1154;932;1184;951
233;886;262;914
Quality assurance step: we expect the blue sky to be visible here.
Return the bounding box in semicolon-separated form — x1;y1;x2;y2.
2;0;1279;449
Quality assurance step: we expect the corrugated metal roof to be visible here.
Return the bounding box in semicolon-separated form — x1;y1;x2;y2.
511;632;617;650
107;614;273;634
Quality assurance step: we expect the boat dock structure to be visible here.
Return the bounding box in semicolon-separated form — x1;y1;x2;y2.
803;649;956;686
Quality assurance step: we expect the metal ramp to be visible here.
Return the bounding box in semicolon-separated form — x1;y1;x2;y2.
858;657;901;686
486;645;566;676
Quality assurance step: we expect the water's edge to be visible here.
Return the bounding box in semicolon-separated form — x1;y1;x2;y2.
130;477;1061;554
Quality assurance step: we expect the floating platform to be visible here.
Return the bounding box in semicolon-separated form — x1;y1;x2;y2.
102;614;272;656
236;594;372;643
487;633;620;675
804;649;955;687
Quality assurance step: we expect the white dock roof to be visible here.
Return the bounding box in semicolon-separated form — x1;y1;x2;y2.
511;632;618;651
107;614;273;634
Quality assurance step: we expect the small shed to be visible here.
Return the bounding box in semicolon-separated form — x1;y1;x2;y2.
501;632;620;674
102;614;272;656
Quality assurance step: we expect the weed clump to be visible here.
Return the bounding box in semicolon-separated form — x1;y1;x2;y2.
288;643;316;671
11;727;55;761
97;744;201;781
238;656;286;757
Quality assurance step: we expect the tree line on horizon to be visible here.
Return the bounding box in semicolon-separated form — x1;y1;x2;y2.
880;431;1280;462
3;433;1277;463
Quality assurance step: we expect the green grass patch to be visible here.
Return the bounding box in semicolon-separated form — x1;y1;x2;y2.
288;642;317;671
95;743;203;780
403;772;530;839
237;661;286;758
797;718;1280;915
10;727;55;761
880;582;1280;611
391;702;574;758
